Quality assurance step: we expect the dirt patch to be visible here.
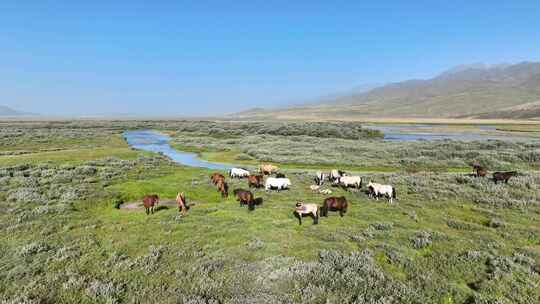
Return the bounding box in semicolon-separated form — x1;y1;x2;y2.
119;199;179;210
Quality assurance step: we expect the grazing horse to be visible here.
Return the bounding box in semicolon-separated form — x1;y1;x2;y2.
259;164;279;175
265;177;291;191
472;164;487;177
275;173;286;178
229;168;250;178
142;194;159;215
248;174;264;188
216;179;229;198
233;188;254;207
329;169;347;182
321;196;348;217
335;175;362;189
294;202;319;225
367;181;396;204
211;172;225;185
493;171;518;184
315;171;329;186
176;192;188;215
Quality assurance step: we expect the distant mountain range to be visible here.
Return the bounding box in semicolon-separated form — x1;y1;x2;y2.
234;61;540;120
0;105;32;116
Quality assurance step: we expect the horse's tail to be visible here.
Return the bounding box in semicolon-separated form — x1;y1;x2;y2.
392;187;397;199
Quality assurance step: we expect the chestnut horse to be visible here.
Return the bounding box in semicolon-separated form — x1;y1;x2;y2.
248;174;264;188
493;171;518;184
142;194;159;215
472;164;487;177
211;172;225;185
216;179;229;198
321;196;348;217
176;192;188;215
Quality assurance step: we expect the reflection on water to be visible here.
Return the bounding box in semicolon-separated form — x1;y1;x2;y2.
124;130;231;170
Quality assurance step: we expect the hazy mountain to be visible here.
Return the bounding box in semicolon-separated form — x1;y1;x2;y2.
0;105;30;116
235;61;540;120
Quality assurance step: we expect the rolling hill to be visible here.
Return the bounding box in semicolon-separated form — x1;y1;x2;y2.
235;62;540;120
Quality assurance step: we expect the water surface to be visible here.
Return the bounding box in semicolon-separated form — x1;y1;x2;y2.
124;130;231;170
365;124;532;141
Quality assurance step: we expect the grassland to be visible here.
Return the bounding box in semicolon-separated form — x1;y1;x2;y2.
1;120;539;303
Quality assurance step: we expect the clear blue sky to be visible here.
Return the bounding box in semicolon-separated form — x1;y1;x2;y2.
1;1;539;116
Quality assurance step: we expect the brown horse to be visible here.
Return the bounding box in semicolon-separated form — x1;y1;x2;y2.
216;179;229;198
176;192;188;215
472;164;487;177
321;196;348;217
211;172;225;185
142;194;159;215
493;171;518;184
233;188;254;207
248;175;264;188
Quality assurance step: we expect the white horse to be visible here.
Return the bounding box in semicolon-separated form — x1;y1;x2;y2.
229;168;250;178
294;201;319;225
265;177;291;191
367;181;396;204
336;175;362;189
315;171;329;186
330;169;347;182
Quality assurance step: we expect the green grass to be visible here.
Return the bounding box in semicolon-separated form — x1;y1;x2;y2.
1;120;539;303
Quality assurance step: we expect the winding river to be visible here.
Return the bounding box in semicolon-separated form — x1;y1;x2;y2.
125;125;535;169
124;130;231;170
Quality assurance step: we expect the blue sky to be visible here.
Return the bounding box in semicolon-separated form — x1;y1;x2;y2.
1;1;539;116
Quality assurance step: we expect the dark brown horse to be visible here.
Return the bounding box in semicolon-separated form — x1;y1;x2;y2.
233;188;254;207
248;174;264;188
211;172;225;185
321;196;348;217
275;173;286;178
472;163;487;177
493;171;518;184
176;192;188;215
142;194;159;215
216;179;229;198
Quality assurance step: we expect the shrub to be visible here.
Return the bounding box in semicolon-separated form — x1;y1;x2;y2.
410;231;432;249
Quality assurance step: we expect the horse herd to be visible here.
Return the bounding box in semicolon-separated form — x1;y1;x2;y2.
140;164;398;226
140;163;518;225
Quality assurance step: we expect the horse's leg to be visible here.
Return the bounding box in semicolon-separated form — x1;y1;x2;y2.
339;209;344;217
313;211;318;224
294;212;302;225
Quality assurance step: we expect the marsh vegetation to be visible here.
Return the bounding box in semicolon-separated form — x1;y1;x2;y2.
0;120;539;303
